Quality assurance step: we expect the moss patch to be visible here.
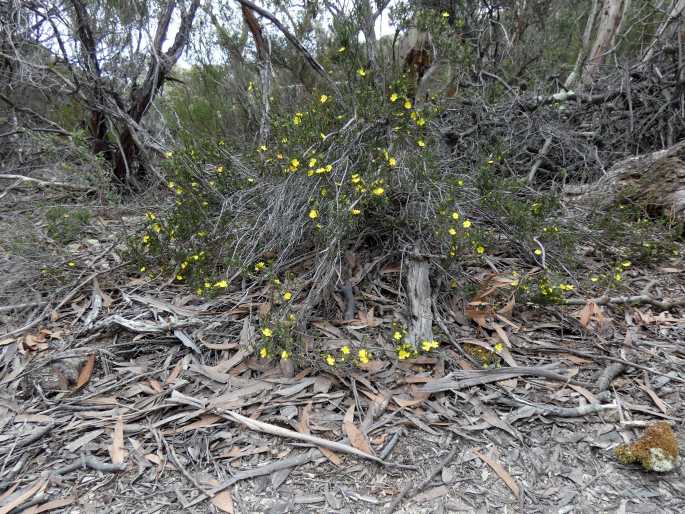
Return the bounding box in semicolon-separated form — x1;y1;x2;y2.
615;422;679;472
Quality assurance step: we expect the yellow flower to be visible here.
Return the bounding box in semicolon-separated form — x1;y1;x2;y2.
358;349;370;364
417;140;426;147
139;266;146;272
398;348;411;360
180;261;188;270
462;220;472;228
202;201;208;207
216;166;224;173
357;67;366;77
421;340;439;351
457;179;464;186
351;208;361;216
442;11;450;17
308;157;317;168
214;279;228;288
255;261;266;271
320;94;329;104
494;342;504;353
591;276;599;282
417;118;426;126
341;345;350;355
403;100;412;109
451;212;460;220
325;354;336;366
388;157;397;167
276;153;284;160
476;245;485;254
448;227;457;236
614;272;622;281
68;261;76;267
325;164;333;173
281;350;290;360
534;249;542;256
258;145;267;152
142;234;150;244
393;331;403;341
372;187;385;196
621;260;631;268
260;347;269;358
293;113;302;125
152;223;161;233
289;158;300;171
351;174;361;184
164;151;173;158
146;212;156;220
487;159;495;165
283;291;292;301
175;274;184;281
390;93;399;102
262;327;273;338
308;209;319;219
338;46;346;53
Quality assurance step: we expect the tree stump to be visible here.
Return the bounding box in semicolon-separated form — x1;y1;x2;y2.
406;254;433;346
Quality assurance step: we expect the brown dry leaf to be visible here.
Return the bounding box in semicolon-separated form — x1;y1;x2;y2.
465;302;493;328
74;354;96;391
472;448;519;498
109;415;126;465
578;301;604;328
0;479;46;514
169;415;222;435
342;404;374;455
165;360;183;385
569;384;597;403
299;402;342;465
207;479;234;513
637;381;671;414
148;379;163;393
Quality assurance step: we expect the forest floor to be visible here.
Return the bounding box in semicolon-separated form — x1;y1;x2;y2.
2;176;685;514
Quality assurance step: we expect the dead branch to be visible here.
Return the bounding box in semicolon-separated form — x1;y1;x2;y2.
0;174;93;192
564;294;685;310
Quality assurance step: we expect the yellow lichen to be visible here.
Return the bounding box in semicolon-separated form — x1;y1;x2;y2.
615;422;679;472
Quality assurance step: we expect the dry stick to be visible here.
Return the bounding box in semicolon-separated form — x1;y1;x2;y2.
508;399;618;417
384;447;459;514
564;294;685;310
0;302;46;314
0;174;94;192
185;449;319;508
0;424;54;457
526;136;553;184
162;438;212;505
533;345;685;384
220;409;406;467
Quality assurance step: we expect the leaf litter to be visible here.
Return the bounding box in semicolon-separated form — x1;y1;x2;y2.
1;240;685;513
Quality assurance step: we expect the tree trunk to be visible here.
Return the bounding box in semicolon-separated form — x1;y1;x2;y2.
566;0;629;88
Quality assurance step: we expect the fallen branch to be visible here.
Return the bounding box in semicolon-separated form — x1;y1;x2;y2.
220;409;394;466
0;174;93;192
565;294;685;310
419;366;578;393
506;398;618;418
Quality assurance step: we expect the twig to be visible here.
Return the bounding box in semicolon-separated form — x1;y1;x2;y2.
527;136;553;183
507;398;617;417
385;447;458;514
532;345;685;384
0;423;54;457
220;409;405;467
162;438;212;503
0;174;93;192
0;302;46;314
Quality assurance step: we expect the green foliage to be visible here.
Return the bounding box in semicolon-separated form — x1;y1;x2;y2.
45;206;91;244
